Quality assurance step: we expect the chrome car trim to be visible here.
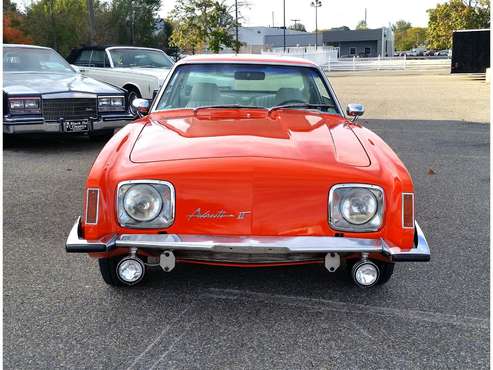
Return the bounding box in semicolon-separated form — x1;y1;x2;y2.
65;218;430;262
116;180;176;228
328;183;385;232
41;92;97;99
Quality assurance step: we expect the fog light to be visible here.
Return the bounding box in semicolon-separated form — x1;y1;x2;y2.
352;260;379;288
117;257;145;284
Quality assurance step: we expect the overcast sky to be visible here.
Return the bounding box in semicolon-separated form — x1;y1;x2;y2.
160;0;447;30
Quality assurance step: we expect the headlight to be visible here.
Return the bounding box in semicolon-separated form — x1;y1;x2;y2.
8;97;41;114
329;184;384;232
98;96;125;112
117;180;175;228
123;184;162;222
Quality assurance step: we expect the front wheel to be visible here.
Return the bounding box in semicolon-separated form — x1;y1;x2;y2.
98;257;125;287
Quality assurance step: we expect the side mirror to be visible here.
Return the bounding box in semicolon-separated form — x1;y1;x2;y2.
131;98;150;116
346;103;364;121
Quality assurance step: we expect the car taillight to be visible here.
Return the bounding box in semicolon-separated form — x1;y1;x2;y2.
402;193;414;229
86;188;100;225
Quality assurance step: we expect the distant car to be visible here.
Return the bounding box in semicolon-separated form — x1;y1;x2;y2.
65;54;430;288
3;44;133;137
435;49;451;57
67;46;174;114
423;50;435;56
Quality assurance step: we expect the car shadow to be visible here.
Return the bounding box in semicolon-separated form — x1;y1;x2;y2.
3;133;108;153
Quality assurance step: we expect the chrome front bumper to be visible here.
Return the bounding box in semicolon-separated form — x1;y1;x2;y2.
3;114;134;134
65;217;430;262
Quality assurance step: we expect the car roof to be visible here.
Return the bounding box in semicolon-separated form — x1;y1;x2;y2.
4;44;52;50
177;54;318;67
72;45;163;51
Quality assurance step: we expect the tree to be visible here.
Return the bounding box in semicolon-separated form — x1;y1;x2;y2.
395;27;427;50
24;0;89;55
330;26;350;31
289;22;306;32
391;20;411;33
170;0;240;53
107;0;161;47
3;0;32;44
427;0;490;49
355;20;367;30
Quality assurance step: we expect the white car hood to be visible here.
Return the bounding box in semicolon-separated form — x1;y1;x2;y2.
112;67;171;83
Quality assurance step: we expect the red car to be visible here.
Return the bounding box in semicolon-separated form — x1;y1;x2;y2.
66;54;430;288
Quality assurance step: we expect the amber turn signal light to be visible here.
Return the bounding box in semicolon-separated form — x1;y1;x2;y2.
402;193;414;229
86;188;100;225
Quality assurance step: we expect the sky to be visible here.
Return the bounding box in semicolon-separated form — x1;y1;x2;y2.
159;0;447;31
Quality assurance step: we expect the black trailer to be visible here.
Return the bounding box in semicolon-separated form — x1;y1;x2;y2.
451;29;490;73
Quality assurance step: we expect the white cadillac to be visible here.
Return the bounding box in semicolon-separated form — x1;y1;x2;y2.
67;46;174;113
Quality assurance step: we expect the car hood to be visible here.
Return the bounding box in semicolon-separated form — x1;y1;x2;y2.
112;67;170;82
130;109;370;167
3;72;123;95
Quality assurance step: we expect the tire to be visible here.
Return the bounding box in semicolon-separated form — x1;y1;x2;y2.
375;261;394;285
88;129;114;142
98;257;126;287
126;88;141;116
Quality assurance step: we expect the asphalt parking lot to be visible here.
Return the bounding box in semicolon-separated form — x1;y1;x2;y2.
3;73;490;369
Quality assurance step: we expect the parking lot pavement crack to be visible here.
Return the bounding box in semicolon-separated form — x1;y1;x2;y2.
205;288;488;330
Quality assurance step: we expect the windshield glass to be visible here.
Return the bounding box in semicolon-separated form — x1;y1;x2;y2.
3;47;74;73
109;48;173;68
155;63;338;112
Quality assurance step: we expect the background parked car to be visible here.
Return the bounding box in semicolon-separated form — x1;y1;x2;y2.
3;44;133;138
435;49;452;57
67;46;174;113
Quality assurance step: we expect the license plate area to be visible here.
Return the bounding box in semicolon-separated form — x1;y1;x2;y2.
64;120;89;132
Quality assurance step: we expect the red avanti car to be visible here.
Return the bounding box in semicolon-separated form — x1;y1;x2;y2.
66;54;430;288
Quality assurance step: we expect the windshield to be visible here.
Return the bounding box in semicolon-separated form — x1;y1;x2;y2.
155;63;338;113
3;47;74;73
109;48;173;68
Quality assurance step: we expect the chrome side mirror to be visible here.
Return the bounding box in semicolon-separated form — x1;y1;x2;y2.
346;103;365;122
131;98;150;116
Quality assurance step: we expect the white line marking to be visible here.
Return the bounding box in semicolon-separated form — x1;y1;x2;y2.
126;304;192;370
206;288;488;330
149;321;194;370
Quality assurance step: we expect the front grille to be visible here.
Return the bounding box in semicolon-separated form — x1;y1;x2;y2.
42;98;97;121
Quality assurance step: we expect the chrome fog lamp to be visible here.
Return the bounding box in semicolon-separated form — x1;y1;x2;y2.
117;257;145;284
352;260;380;288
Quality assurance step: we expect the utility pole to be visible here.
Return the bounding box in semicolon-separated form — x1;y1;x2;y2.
235;0;239;53
310;0;322;50
272;11;275;27
364;8;367;25
291;18;300;30
283;0;286;52
87;0;96;45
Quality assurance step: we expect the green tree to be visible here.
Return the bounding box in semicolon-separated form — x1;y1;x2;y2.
289;22;306;32
427;0;490;49
391;20;411;34
24;0;90;55
170;0;239;53
107;0;161;46
394;26;427;51
355;20;367;30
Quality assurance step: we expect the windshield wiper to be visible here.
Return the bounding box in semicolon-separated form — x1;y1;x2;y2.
268;103;336;114
193;104;267;113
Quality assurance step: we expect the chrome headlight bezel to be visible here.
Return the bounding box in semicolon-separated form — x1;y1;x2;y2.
117;180;175;229
98;95;126;112
329;184;384;232
8;96;41;115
